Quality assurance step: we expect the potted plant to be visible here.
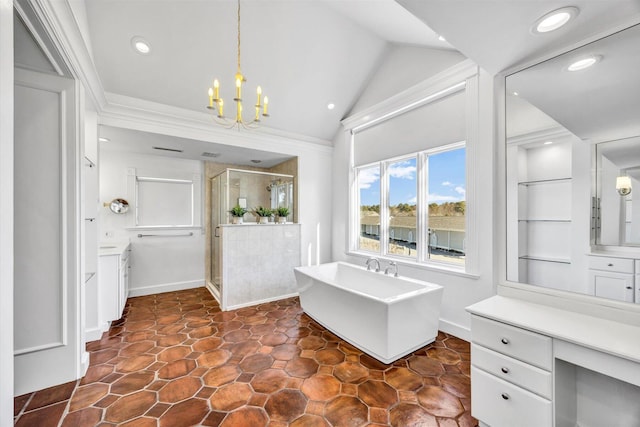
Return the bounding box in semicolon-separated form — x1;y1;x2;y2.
275;206;290;224
253;206;273;224
229;205;247;224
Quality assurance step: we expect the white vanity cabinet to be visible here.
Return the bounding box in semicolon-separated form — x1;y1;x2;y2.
468;296;640;427
98;242;131;323
470;315;552;427
587;254;635;303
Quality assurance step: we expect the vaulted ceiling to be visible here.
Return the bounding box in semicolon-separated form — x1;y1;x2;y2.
68;0;640;157
82;0;454;144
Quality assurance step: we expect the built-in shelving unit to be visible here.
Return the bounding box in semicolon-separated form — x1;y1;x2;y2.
508;139;574;290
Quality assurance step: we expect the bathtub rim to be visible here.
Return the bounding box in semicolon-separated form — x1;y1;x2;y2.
294;261;443;305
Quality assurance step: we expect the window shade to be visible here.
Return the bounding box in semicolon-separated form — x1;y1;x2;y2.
353;89;466;166
137;179;193;226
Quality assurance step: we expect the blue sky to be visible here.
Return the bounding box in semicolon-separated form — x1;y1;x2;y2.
359;147;465;206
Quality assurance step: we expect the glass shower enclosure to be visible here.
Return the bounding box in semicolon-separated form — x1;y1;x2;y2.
210;169;294;291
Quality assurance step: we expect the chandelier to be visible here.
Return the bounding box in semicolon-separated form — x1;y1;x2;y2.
206;0;269;129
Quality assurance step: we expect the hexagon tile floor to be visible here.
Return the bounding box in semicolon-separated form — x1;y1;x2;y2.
14;287;477;427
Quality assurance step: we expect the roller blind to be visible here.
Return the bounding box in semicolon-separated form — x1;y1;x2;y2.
137;178;193;226
353;88;466;166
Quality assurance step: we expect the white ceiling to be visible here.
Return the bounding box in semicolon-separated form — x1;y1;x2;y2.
398;0;640;75
99;125;294;168
83;0;453;147
78;0;640;161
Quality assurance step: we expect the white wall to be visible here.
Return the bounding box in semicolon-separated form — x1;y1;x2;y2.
0;0;14;423
332;56;497;339
100;149;206;296
348;45;466;114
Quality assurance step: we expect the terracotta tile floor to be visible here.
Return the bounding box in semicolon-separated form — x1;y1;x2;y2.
14;288;477;427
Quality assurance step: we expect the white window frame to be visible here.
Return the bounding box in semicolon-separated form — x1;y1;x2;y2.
344;60;479;276
355;142;466;267
126;168;202;230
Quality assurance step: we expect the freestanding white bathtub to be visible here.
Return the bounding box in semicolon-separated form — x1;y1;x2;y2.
294;261;443;364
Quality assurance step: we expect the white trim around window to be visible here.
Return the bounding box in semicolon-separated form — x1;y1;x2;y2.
343;59;480;276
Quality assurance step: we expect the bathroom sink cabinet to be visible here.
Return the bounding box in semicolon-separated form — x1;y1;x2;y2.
468;296;640;427
98;243;131;323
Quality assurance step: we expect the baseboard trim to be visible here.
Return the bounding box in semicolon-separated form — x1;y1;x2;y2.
224;292;299;312
128;280;204;298
85;327;103;343
438;319;470;342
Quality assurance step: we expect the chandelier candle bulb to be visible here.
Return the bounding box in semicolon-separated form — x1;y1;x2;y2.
218;99;224;117
256;86;262;107
235;78;242;100
263;96;269;116
208;88;214;107
213;79;220;100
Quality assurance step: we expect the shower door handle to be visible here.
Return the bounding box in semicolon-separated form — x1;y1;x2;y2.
215;226;220;237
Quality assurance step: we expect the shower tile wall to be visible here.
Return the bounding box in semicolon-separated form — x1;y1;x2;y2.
221;223;301;309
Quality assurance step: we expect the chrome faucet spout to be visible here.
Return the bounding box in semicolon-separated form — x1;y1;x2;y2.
384;261;399;277
365;257;381;272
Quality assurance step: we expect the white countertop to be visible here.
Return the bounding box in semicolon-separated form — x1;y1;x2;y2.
99;241;130;256
467;296;640;364
588;250;640;259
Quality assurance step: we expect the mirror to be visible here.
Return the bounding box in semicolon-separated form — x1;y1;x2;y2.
108;198;129;214
596;136;640;246
505;23;640;300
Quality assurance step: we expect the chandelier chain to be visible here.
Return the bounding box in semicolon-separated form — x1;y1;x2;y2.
237;0;241;74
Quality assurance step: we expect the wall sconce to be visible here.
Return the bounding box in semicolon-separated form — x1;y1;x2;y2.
616;176;632;196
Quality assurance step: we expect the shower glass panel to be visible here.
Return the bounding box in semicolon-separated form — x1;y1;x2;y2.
217;169;294;223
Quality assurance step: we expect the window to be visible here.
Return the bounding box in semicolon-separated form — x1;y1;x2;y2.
345;63;478;273
127;168;202;228
355;143;465;268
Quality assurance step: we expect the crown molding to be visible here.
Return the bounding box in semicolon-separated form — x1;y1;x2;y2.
101;92;334;156
32;0;107;110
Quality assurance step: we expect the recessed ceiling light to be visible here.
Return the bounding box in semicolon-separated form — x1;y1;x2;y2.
438;35;446;42
512;91;519;96
544;141;553;145
532;7;579;34
327;103;335;110
567;55;601;71
131;36;151;55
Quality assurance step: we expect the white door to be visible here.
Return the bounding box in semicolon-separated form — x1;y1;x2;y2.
14;67;82;395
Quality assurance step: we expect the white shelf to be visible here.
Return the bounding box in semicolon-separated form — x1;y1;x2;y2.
519;255;571;265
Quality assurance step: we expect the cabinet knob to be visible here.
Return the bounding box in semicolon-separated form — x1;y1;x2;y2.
501;393;510;400
501;367;509;374
607;263;614;267
501;338;509;345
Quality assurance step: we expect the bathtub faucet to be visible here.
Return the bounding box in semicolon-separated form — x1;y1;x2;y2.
384;261;399;277
365;257;381;272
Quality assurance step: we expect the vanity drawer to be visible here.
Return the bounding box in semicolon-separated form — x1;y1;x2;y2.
471;343;552;399
588;256;634;274
471;315;552;370
471;367;552;427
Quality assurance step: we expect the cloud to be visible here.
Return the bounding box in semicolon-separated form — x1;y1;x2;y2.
388;162;416;180
408;196;417;204
358;168;380;189
428;193;462;203
455;186;466;197
442;181;453;187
